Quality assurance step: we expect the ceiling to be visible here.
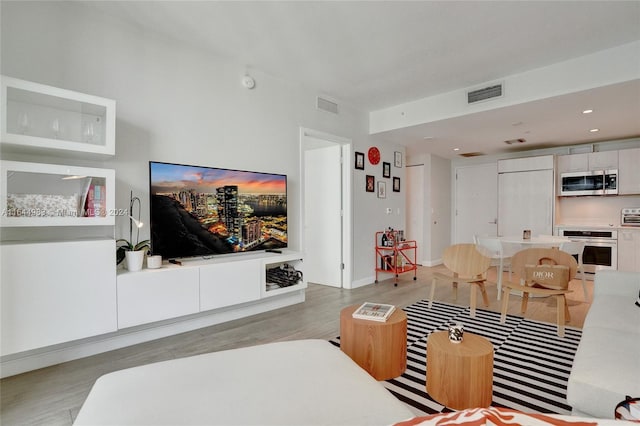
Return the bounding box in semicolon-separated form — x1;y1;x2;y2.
85;1;640;159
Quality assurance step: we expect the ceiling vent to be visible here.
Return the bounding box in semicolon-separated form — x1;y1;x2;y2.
459;152;484;157
504;138;526;145
316;96;339;114
467;83;503;104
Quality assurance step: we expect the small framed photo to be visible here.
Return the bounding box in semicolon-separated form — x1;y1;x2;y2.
383;162;391;178
355;152;365;170
366;175;375;192
393;177;401;192
377;181;386;198
394;151;402;168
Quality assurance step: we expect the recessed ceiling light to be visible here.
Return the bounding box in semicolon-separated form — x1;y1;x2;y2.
511;121;523;126
423;136;434;140
589;128;599;133
453;148;460;151
583;109;593;114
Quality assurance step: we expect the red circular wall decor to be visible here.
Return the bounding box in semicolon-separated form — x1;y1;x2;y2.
368;147;381;165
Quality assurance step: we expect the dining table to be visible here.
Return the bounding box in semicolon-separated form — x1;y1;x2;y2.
498;235;571;248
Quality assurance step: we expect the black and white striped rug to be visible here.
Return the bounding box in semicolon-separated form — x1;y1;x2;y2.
331;300;582;416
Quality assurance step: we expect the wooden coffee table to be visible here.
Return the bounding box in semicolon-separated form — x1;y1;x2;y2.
340;304;407;381
426;330;494;410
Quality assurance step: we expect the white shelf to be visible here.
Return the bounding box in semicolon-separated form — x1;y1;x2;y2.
1;75;115;157
1;160;115;227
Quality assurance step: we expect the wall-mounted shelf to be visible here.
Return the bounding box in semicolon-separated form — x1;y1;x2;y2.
1;75;115;158
0;160;115;227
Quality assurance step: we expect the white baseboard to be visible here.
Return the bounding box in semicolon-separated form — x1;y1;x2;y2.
0;290;305;378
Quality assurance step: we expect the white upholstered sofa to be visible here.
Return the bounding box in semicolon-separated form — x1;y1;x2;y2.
567;270;640;419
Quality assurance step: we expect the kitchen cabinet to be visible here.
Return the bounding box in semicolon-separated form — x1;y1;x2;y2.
618;148;640;195
556;151;618;174
618;228;640;272
498;155;554;237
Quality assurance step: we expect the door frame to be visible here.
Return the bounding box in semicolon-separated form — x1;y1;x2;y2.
299;127;352;288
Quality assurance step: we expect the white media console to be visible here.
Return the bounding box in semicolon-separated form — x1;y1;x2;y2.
1;249;305;378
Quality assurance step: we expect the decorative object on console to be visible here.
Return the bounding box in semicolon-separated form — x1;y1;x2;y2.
146;255;162;269
352;302;396;322
116;191;150;270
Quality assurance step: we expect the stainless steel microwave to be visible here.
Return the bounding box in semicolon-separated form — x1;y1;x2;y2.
559;169;618;196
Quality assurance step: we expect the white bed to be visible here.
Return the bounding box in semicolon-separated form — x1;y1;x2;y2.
74;339;415;426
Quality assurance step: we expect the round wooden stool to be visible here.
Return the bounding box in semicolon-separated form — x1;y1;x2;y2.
339;304;407;381
426;330;493;410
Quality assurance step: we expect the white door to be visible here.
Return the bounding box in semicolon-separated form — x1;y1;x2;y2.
498;169;554;237
406;165;424;264
454;163;498;243
303;140;342;287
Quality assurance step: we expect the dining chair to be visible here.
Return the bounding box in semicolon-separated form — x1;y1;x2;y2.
429;244;492;317
474;235;512;300
559;240;589;302
499;247;578;337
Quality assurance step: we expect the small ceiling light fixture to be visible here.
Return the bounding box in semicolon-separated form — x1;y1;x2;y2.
589;128;600;133
423;136;434;140
453;148;460;151
582;109;593;114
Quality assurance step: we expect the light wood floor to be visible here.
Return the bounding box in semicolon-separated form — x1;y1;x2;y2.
0;265;593;426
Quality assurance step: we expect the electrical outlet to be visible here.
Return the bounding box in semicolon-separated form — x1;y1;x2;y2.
386;208;392;214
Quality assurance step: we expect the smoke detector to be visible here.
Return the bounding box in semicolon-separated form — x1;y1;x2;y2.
242;75;255;89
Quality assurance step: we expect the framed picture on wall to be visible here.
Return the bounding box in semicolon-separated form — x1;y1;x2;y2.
355;152;365;170
393;177;401;192
394;151;402;168
366;175;375;192
377;181;386;198
383;162;391;178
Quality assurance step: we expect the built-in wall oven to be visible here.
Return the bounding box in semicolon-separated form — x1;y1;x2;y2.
557;228;617;278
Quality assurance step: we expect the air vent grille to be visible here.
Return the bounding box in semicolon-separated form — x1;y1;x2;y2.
317;96;338;114
459;152;484;157
504;138;526;145
467;84;503;104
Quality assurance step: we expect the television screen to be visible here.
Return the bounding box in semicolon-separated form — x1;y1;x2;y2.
149;161;287;259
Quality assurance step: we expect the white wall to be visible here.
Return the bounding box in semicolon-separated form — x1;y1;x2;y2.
0;1;405;286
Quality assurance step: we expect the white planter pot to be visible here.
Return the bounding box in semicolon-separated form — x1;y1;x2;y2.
125;250;145;272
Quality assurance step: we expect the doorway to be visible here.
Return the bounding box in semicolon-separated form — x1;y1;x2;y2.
300;128;352;288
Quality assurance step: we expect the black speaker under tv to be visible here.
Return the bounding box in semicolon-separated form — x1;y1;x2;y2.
149;161;287;260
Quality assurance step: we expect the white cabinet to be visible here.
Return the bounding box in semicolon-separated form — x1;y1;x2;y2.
117;267;200;329
0;239;117;356
116;251;304;329
1;160;115;227
1;75;115;157
498;155;554;237
618;148;640;195
618;229;640;272
200;259;261;311
557;151;618;174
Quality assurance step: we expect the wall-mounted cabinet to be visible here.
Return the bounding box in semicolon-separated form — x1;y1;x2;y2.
0;160;115;227
618;148;640;195
1;239;117;356
556;151;618;174
1;75;115;158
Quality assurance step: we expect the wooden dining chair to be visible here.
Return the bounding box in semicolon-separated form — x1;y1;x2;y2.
428;244;492;317
499;247;578;337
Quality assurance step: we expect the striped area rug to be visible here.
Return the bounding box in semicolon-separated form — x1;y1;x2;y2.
331;300;582;416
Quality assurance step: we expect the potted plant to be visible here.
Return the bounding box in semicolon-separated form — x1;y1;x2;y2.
116;238;150;271
117;191;150;271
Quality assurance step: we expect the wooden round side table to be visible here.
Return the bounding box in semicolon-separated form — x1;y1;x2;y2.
426;330;494;410
339;304;407;381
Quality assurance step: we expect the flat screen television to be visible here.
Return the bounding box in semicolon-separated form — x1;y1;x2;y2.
149;161;287;260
